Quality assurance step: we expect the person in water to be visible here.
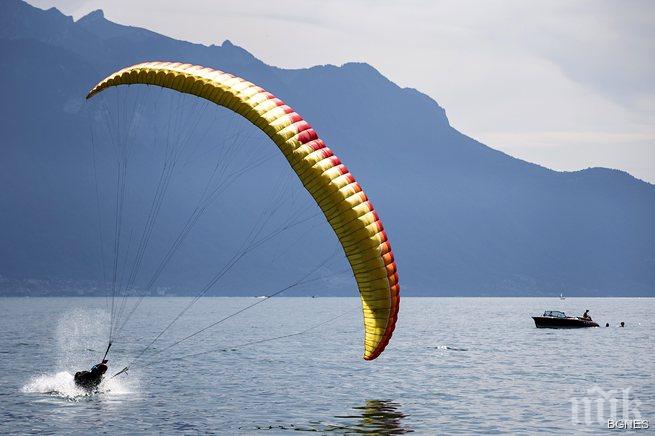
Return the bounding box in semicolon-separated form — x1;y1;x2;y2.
74;360;108;390
582;309;592;320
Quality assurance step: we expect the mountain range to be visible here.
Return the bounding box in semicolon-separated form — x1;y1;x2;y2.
1;0;653;296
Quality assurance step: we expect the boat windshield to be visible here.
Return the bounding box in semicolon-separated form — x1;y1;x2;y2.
543;310;566;318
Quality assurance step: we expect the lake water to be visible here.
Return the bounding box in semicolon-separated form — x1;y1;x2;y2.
0;297;652;434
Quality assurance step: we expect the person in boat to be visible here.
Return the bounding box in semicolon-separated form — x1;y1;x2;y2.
74;360;108;390
581;310;592;320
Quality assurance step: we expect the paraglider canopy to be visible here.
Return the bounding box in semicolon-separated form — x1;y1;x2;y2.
87;62;399;360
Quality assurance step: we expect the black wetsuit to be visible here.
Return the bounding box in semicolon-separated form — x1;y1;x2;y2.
74;363;108;390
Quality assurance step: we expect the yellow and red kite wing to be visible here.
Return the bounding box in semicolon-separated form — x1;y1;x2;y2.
87;62;399;360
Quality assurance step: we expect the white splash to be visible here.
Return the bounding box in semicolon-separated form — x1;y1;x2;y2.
22;370;134;400
21;308;137;400
22;371;87;399
55;308;109;370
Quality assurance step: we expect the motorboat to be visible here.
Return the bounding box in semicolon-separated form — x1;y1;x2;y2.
532;310;599;328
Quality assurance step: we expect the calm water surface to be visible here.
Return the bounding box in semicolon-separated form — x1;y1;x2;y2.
0;297;653;434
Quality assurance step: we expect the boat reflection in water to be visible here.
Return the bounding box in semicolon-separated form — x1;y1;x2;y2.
331;399;410;434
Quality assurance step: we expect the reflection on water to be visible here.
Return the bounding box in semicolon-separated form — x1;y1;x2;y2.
332;399;410;434
243;399;410;433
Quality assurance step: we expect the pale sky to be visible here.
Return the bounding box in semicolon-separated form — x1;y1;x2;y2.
29;0;655;183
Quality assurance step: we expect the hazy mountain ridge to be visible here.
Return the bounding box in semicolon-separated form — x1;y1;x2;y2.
1;0;653;296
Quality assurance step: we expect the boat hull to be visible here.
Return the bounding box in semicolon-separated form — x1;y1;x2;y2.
532;316;599;328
